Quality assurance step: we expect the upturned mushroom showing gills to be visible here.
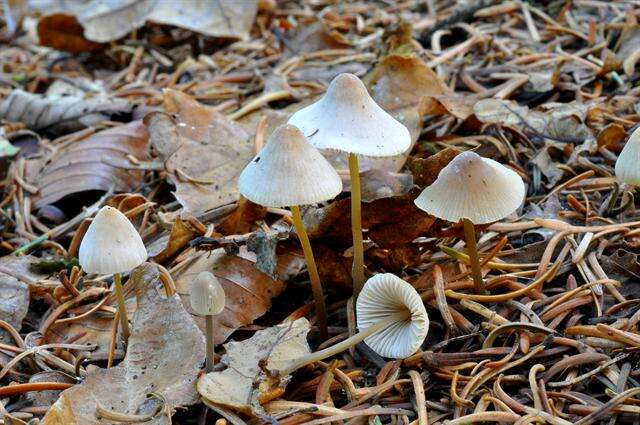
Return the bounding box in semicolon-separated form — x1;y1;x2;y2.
615;127;640;186
238;124;342;340
79;206;148;345
288;73;411;296
190;271;225;372
276;273;428;376
414;151;525;294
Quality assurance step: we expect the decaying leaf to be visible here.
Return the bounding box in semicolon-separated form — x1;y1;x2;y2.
151;218;199;264
217;197;267;235
197;318;311;415
407;147;461;187
37;14;104;53
176;246;305;345
24;121;149;208
0;90;131;134
43;263;205;425
148;89;254;215
0;274;29;339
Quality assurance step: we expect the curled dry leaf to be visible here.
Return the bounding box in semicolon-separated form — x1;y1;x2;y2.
176;246;305;345
37;14;104;53
150;218;199;264
0;90;131;134
43;263;205;425
197;318;311;415
25;121;149;208
149;89;254;215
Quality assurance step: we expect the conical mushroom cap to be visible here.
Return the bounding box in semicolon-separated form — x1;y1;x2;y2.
356;273;429;359
190;271;225;316
414;151;525;224
79;206;148;274
615;127;640;185
238;124;342;207
287;73;411;157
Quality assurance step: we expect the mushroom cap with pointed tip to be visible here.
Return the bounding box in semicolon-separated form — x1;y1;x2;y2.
79;206;148;275
356;273;429;359
238;124;342;207
190;271;225;316
287;73;411;157
615;127;640;185
414;151;525;225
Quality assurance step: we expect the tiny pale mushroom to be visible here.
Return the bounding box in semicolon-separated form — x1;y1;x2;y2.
288;73;411;295
276;273;428;376
615;126;640;186
79;205;148;344
238;124;342;340
414;151;525;294
190;271;225;372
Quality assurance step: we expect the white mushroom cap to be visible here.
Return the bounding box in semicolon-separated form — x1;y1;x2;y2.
414;151;525;224
615;127;640;185
287;73;411;157
79;206;148;274
238;124;342;207
356;273;429;359
190;271;226;316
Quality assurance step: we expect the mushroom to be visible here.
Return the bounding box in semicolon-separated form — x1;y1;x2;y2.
414;151;525;294
277;273;428;376
615;127;640;186
238;124;342;340
79;206;148;344
190;271;225;372
288;73;411;295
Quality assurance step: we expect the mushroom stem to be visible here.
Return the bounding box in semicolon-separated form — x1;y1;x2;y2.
290;205;329;341
462;219;484;294
348;153;365;296
113;273;130;344
279;311;408;377
205;315;215;372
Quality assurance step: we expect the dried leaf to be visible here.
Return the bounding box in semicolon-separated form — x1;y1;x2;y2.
151;89;254;215
24;0;257;43
0;275;29;338
0;90;131;133
197;318;311;415
25;121;149;208
176;247;305;345
217;197;267;235
37;14;103;53
151;218;198;264
407;147;461;187
43;263;205;425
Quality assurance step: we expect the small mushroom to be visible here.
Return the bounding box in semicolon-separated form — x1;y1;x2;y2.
190;271;225;372
288;73;411;295
277;273;428;376
238;124;342;340
79;206;148;345
414;151;525;294
615;127;640;186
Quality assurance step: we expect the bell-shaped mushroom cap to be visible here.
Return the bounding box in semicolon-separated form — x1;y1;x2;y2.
356;273;429;359
238;124;342;207
287;73;411;157
190;271;225;316
414;151;525;225
615;127;640;185
79;206;148;274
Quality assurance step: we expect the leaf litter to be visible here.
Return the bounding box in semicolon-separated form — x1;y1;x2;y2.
0;1;640;424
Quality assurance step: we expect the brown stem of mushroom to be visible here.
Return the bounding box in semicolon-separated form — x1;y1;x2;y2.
348;153;365;297
290;205;328;341
205;315;214;372
462;219;484;294
279;311;408;377
113;273;130;345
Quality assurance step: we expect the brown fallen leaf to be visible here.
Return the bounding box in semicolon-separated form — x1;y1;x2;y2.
37;14;103;53
175;246;305;345
148;89;254;215
0;90;131;134
217;197;268;235
597;123;626;150
151;218;199;264
0;274;29;333
42;263;205;425
197;318;311;415
407;147;462;187
24;121;149;208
